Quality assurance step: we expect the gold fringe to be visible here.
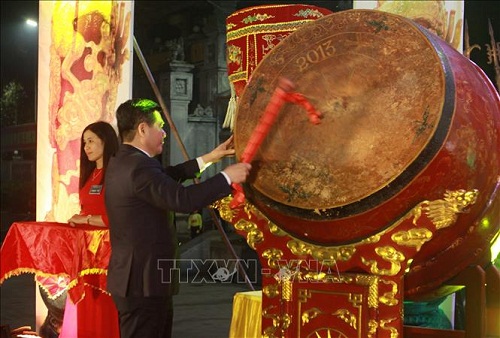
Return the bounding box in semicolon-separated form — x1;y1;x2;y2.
78;267;108;277
84;282;112;295
0;268;40;284
223;81;238;131
1;267;110;300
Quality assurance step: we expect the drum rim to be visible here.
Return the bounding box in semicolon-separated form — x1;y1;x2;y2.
238;10;456;221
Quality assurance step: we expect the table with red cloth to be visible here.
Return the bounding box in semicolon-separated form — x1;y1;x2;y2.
0;221;110;302
0;221;119;337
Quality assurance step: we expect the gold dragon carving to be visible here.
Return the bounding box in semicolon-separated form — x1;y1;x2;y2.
214;189;479;338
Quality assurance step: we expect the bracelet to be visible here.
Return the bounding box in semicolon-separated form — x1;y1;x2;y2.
86;215;92;224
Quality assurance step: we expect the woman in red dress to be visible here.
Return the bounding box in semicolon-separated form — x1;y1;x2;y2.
59;121;120;338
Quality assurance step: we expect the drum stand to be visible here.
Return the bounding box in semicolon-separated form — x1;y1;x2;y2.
214;188;496;338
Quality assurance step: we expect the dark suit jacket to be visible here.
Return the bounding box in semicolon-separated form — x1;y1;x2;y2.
104;144;232;298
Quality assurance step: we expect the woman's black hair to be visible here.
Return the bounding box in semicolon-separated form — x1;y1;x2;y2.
79;121;119;188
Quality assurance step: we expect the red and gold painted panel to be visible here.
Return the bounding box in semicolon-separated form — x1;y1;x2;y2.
226;4;333;99
37;1;133;224
354;0;464;52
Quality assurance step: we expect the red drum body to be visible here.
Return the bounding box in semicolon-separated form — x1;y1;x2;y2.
234;9;500;297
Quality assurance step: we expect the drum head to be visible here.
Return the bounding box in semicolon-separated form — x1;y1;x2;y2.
234;9;446;219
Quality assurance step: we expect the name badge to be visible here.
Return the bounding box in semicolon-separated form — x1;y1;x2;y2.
89;185;103;195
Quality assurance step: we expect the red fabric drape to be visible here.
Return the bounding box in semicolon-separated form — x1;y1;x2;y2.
0;221;110;304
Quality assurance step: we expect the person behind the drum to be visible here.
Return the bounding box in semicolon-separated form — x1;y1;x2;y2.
188;210;203;238
59;121;120;337
104;98;252;338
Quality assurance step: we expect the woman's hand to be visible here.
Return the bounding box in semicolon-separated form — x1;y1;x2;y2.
67;214;89;227
68;214;106;227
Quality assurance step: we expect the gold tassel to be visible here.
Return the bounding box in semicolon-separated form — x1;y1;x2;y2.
223;81;237;130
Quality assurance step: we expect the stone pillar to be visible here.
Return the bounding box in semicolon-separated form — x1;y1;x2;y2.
160;61;195;166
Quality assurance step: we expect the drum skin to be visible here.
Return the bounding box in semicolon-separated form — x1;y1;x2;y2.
233;10;500;296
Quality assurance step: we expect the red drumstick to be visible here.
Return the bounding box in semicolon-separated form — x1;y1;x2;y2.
230;77;321;208
240;77;295;163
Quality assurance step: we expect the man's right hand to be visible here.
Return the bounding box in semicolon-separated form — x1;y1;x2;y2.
222;163;252;184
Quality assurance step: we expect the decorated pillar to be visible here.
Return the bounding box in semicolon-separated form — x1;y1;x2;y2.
36;1;134;332
160;61;195;166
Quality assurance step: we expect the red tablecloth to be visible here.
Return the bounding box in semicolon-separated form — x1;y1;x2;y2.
0;221;111;304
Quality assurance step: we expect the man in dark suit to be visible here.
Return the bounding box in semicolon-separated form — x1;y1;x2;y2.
105;98;251;338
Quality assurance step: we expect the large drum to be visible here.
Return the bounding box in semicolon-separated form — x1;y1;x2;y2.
234;9;500;297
